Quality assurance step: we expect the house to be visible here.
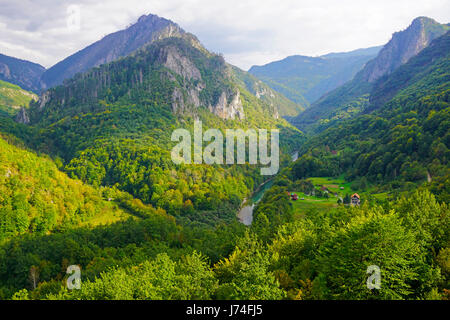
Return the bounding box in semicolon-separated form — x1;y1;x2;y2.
290;193;298;201
351;193;360;206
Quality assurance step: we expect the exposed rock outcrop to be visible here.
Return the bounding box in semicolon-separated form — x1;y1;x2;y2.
211;90;245;120
158;46;202;81
15;107;30;124
360;17;449;83
0;63;11;78
38;91;51;110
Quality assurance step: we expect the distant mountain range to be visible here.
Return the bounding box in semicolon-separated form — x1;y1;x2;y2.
248;46;382;105
291;16;450;133
0;15;447;125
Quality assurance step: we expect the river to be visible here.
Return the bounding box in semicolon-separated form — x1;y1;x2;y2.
237;179;274;226
237;151;298;225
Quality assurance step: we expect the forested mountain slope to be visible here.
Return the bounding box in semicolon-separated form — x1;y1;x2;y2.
0;80;37;116
291;31;450;200
232;66;304;116
291;17;449;133
0;135;136;241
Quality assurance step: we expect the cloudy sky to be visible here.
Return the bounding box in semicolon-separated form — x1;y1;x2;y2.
0;0;449;70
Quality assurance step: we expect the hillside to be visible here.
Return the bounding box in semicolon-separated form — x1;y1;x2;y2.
291;30;450;199
291;17;449;133
232;66;304;117
0;80;37;116
248;46;382;105
0;135;137;241
0;54;45;93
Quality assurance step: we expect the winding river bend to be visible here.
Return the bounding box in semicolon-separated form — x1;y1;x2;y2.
237;179;274;226
237;151;299;225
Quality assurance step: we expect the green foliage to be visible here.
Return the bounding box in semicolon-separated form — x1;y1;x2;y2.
0;137;132;241
214;232;286;299
248;47;380;105
291;33;450;199
45;253;217;300
64;140;250;219
0;80;37;116
265;190;448;300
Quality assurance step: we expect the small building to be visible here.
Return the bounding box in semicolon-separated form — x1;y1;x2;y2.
291;193;298;201
351;193;360;206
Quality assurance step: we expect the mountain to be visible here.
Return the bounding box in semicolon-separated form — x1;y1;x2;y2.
40;14;187;90
0;80;37;116
29;36;295;127
19;29;303;224
291;17;449;133
36;13;301;117
359;17;450;82
248;46;382;105
292;30;450;197
0;53;45;93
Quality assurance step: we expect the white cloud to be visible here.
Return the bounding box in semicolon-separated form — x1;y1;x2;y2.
0;0;448;70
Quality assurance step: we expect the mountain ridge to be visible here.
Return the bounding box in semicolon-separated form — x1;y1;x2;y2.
291;16;449;133
39;14;189;90
248;46;382;105
0;53;45;93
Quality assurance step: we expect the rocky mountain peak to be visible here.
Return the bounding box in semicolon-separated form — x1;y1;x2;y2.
39;13;186;90
359;16;449;83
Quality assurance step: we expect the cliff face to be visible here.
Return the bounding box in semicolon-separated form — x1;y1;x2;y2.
360;17;449;83
40;14;187;89
210;90;245;120
29;35;250;124
15;107;30;124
